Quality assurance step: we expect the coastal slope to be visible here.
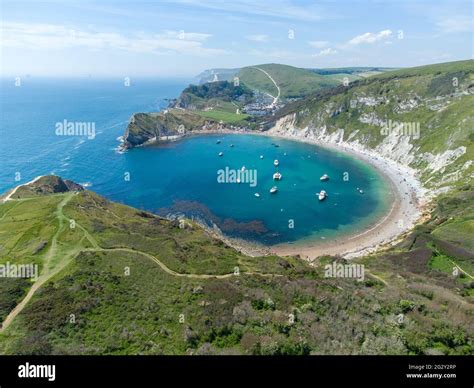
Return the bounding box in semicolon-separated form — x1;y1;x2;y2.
266;60;474;192
0;176;472;355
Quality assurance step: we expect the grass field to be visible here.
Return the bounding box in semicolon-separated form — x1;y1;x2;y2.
238;63;339;99
194;109;250;124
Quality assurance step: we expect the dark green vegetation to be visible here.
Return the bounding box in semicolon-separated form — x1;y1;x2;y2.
0;176;472;355
174;81;254;112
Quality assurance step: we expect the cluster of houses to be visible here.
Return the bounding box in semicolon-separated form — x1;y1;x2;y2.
242;91;284;116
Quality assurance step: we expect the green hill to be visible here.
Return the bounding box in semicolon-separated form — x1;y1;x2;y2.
0;176;472;355
237;63;339;99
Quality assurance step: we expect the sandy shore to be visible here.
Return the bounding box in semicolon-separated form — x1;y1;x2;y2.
267;135;427;260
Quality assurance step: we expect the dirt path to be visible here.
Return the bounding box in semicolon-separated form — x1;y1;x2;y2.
1;176;43;203
0;193;281;332
1;193;75;332
82;246;283;280
449;259;474;280
251;66;280;106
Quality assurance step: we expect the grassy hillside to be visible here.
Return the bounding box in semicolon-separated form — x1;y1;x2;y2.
0;176;472;355
238;64;339;99
270;60;474;191
123;108;255;148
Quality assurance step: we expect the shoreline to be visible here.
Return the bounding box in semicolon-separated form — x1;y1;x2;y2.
130;128;428;260
3;129;428;262
262;129;429;260
1;176;45;203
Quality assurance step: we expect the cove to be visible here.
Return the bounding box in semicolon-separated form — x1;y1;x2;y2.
116;133;393;246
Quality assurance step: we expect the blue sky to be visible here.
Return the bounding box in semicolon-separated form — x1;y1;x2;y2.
1;0;472;77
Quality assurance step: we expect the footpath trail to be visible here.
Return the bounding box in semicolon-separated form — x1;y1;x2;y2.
1;193;75;332
251;66;280;106
0;193;282;332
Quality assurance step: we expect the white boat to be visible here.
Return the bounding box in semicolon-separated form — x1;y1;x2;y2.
237;178;241;184
260;155;264;159
273;172;282;180
218;152;223;156
241;166;246;171
318;190;327;201
274;159;279;166
254;193;260;197
216;140;221;144
359;189;364;194
320;174;329;181
270;186;278;194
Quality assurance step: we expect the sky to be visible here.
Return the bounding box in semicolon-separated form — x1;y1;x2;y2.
0;0;472;77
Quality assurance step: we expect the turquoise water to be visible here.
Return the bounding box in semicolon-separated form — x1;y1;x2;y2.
0;78;391;245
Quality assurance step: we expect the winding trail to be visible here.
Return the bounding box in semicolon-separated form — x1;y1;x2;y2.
0;193;282;332
448;259;474;280
251;67;280;106
1;193;75;332
1;176;43;203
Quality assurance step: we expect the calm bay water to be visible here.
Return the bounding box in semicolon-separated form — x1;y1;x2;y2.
0;78;391;245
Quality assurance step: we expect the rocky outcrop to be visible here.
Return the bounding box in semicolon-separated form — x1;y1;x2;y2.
4;175;83;200
123;109;251;149
123;110;209;149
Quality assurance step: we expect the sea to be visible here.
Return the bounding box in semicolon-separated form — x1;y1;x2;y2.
0;77;392;245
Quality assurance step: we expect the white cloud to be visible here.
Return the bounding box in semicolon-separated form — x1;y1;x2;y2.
245;34;269;42
436;16;473;33
348;29;392;45
173;0;325;22
0;22;226;56
249;48;294;59
312;47;337;57
308;40;329;48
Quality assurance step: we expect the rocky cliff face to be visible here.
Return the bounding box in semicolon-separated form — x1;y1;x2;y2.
123;110;207;148
265;60;474;192
123;109;249;149
9;175;83;200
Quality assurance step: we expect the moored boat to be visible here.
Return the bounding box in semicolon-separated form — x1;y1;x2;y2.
320;174;329;181
318;190;327;201
273;172;282;180
270;186;278;194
